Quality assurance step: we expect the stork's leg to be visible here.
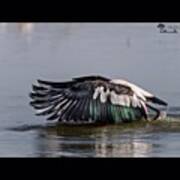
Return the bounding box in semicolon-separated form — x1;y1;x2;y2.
146;104;160;120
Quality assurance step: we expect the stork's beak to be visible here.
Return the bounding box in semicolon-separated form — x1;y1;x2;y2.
147;96;168;106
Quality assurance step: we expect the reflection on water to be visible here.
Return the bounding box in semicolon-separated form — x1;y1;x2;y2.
35;126;152;157
17;23;34;34
30;122;176;157
0;23;34;44
94;130;153;157
95;142;153;157
0;22;34;33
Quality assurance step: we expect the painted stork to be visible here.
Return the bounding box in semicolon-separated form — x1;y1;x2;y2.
29;75;168;124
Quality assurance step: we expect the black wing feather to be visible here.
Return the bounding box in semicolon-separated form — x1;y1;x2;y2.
30;76;166;123
66;100;81;121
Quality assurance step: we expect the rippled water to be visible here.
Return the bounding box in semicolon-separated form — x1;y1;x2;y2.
0;23;180;157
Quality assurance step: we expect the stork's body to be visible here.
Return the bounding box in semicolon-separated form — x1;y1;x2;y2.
30;76;168;124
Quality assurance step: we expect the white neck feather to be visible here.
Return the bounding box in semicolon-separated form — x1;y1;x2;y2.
111;79;153;101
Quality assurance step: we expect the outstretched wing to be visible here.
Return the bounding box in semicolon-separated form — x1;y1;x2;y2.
29;76;147;123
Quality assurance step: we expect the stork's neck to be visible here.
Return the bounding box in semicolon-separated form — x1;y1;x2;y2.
111;79;153;98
